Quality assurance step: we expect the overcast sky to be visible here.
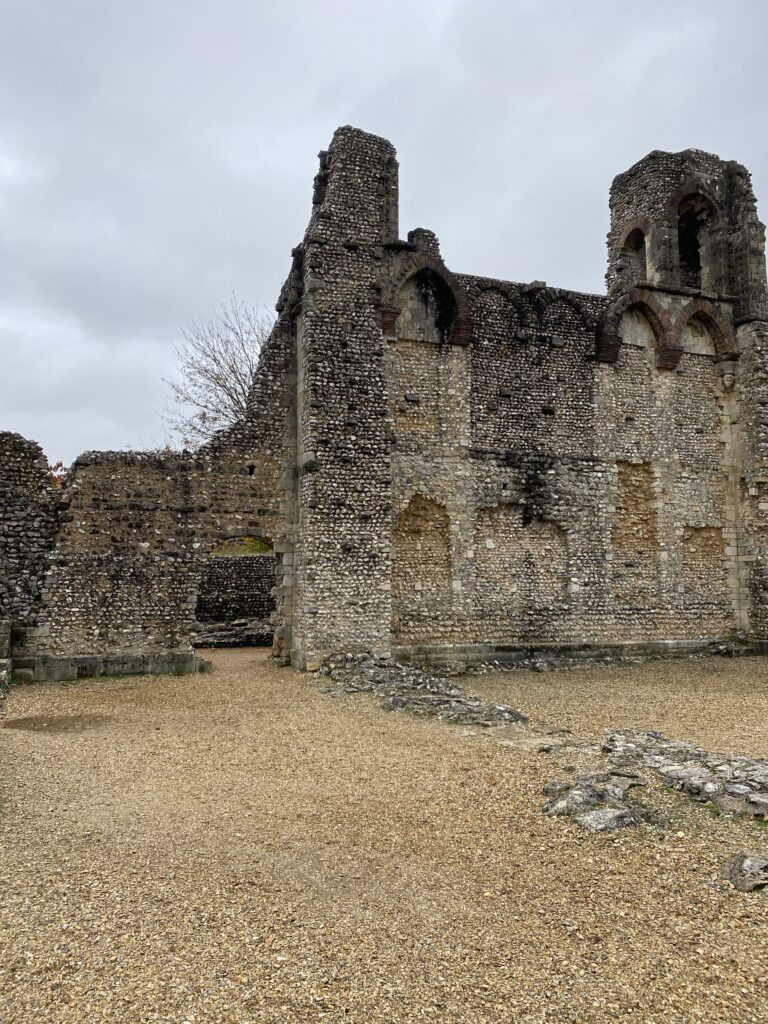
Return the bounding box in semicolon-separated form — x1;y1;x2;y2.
2;0;767;464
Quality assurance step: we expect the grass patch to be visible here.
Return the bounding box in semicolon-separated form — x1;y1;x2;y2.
211;536;272;556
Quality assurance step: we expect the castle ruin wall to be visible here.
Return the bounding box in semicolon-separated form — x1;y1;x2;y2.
3;127;768;676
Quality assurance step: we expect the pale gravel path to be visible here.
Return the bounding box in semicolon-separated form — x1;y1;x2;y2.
471;655;768;757
1;649;767;1024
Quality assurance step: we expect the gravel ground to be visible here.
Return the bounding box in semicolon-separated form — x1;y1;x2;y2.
1;649;767;1024
471;655;768;757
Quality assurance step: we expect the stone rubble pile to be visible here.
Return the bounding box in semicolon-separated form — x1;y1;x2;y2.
313;652;527;726
720;851;768;894
603;729;768;818
191;617;273;649
542;770;663;832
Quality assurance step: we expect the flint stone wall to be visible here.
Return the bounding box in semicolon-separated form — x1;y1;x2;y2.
0;433;59;631
4;126;768;675
24;432;283;657
272;128;768;669
196;554;275;622
2;312;293;677
192;553;275;647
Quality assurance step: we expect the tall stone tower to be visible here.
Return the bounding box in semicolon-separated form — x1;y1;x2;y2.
272;128;400;669
600;148;768;637
606;148;767;315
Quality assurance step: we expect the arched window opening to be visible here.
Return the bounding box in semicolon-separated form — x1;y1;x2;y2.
678;195;717;291
396;269;457;344
621;228;647;282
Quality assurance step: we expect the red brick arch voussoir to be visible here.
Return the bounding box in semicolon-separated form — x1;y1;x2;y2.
669;298;737;363
596;288;676;367
384;253;474;346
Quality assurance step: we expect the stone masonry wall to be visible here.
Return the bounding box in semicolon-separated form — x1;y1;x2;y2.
0;433;59;629
27;451;202;655
735;320;768;638
195;554;275;623
279;127;398;668
277;130;767;667
4;129;768;674
11;305;294;670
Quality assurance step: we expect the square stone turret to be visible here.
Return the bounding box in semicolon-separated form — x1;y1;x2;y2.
606;148;768;323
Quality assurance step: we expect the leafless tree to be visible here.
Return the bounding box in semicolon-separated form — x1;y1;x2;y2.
163;294;274;447
47;461;69;489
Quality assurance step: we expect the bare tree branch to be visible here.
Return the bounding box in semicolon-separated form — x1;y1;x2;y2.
162;293;274;447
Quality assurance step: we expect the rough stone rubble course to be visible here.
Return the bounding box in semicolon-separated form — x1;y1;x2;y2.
541;770;663;832
721;850;768;893
313;652;527;726
603;728;768;818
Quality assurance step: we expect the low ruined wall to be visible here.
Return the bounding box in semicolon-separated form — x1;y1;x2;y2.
25;445;246;657
26;451;201;656
10;650;210;684
1;313;290;673
21;421;284;662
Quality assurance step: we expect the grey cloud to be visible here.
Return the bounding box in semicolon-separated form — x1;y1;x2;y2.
1;0;767;463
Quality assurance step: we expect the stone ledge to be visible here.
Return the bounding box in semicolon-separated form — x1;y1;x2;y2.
394;638;768;670
11;651;211;683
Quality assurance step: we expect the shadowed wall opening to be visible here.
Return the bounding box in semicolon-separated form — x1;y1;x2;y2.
621;228;648;283
194;536;275;648
678;194;718;291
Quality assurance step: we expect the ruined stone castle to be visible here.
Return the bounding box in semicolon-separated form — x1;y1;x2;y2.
2;126;768;683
